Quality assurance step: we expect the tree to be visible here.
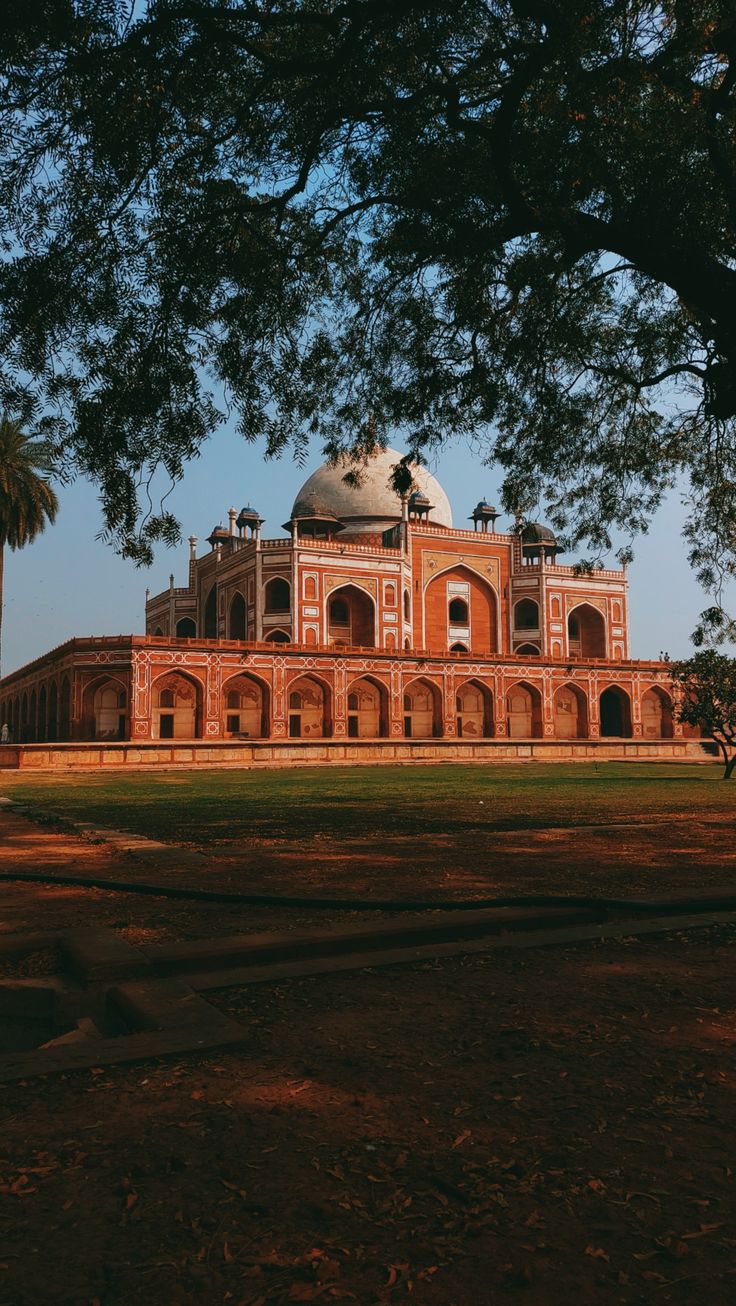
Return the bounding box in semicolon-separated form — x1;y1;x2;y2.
0;416;59;676
0;3;736;629
671;650;736;777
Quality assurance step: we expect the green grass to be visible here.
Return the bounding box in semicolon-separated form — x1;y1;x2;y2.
2;763;733;848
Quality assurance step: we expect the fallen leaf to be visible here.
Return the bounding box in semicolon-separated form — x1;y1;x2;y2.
452;1130;471;1149
584;1245;609;1262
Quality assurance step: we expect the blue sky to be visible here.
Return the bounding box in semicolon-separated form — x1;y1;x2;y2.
2;425;733;675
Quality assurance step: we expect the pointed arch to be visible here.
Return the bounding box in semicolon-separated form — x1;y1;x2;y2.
81;674;128;740
59;676;71;740
38;684;48;742
514;598;540;630
222;671;270;737
456;679;494;738
568;602;606;658
204;585;218;638
553;682;589;739
403;677;443;738
346;675;389;737
326;583;376;648
506;681;543;738
599;685;632;737
641;685;673;738
151;670;203;739
287;673;331;738
229;590;247;640
424;563;500;654
176;616;197;638
515;642;540;656
48;680;58;742
265;628;290;643
264;576;291;613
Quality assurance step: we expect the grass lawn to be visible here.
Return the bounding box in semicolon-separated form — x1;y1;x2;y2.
1;762;733;849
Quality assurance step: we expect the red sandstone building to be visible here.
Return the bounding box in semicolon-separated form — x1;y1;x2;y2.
0;448;694;764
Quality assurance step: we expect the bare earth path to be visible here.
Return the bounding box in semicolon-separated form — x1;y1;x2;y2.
1;789;735;1304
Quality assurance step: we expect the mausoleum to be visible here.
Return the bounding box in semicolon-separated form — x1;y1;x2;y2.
0;448;699;766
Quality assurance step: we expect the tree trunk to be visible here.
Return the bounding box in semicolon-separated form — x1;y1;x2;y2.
724;752;736;780
0;541;4;681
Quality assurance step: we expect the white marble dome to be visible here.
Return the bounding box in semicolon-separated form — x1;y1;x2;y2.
290;447;452;534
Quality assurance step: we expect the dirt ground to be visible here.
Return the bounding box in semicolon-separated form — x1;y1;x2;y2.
1;807;735;1304
1;927;734;1305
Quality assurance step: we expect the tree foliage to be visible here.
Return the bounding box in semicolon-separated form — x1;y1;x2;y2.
0;415;59;673
671;649;736;776
1;2;736;623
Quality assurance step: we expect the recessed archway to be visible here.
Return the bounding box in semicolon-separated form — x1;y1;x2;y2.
37;684;48;742
222;673;269;738
514;598;539;630
506;681;543;738
456;680;494;738
327;584;376;648
515;642;540;656
59;677;71;740
287;675;330;738
424;565;498;654
176;616;197;638
346;676;388;737
203;586;218;638
600;685;632;737
82;676;128;740
568;603;606;658
229;591;247;640
264;576;291;614
553;683;589;739
152;672;202;739
403;678;442;738
47;681;58;742
641;686;673;738
265;628;290;643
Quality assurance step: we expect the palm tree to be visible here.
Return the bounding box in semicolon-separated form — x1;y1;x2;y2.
0;416;59;679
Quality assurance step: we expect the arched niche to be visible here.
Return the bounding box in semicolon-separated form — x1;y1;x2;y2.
599;685;632;737
28;690;37;742
82;676;128;740
346;676;388;738
229;591;247;640
264;576;291;614
223;673;269;738
424;565;498;654
327;584;376;648
265;628;290;643
506;681;543;738
515;643;540;656
37;684;47;742
47;681;58;742
152;672;202;739
59;677;71;740
403;678;443;738
203;586;218;638
553;683;589;739
287;675;330;738
568;603;606;658
456;680;494;738
641;686;673;738
176;616;197;638
514;598;539;630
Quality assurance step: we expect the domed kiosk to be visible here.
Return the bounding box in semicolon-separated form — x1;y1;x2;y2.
288;446;452;537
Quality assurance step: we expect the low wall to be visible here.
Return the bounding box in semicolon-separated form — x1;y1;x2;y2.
0;738;716;771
